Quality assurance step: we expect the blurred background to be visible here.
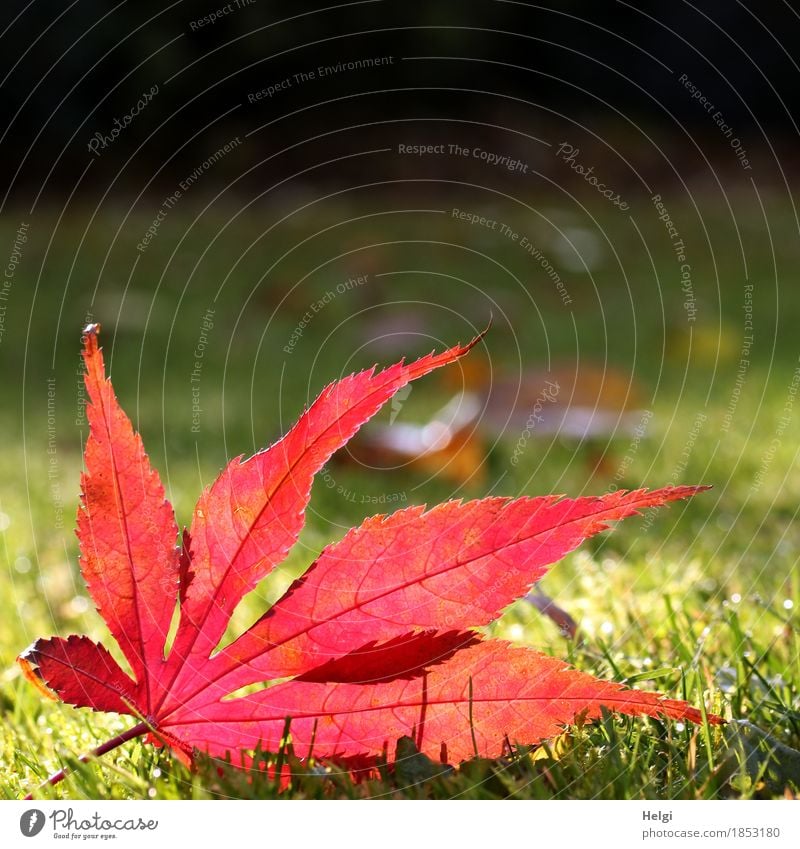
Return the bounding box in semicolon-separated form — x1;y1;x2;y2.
1;1;799;780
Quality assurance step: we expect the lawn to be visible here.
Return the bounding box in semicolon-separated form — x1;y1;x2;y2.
1;193;798;799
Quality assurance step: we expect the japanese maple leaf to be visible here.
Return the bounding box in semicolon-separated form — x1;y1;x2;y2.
19;325;719;793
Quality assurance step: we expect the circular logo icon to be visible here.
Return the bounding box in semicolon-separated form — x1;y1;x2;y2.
20;810;46;837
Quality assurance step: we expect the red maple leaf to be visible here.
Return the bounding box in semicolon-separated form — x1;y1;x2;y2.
19;325;720;793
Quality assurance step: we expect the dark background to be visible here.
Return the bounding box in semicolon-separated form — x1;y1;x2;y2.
3;0;800;201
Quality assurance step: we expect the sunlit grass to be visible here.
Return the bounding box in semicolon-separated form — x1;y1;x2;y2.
1;199;798;798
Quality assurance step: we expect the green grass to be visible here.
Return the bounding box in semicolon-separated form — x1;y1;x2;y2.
1;195;798;799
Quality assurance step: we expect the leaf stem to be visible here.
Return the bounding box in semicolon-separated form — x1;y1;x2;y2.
24;721;149;800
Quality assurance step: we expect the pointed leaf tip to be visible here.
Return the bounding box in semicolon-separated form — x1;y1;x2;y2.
82;322;101;348
77;318;180;712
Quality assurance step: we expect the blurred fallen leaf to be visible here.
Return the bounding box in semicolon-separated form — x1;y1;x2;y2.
462;360;647;440
527;586;579;639
339;392;487;487
342;357;651;485
668;321;739;366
